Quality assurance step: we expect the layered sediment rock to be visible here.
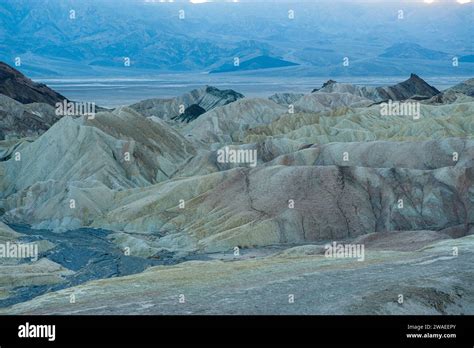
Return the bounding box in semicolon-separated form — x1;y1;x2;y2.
2;137;471;252
183;98;288;143
0;75;473;314
0;94;59;140
269;92;305;106
0;107;197;231
130;86;244;121
317;74;441;102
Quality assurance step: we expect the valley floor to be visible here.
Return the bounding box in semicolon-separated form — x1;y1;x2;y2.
1;226;473;315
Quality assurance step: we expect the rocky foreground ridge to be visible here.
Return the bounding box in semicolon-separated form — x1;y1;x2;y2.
0;62;66;106
0;68;473;314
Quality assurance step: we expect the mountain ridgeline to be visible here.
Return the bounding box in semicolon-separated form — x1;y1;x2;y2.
0;0;472;77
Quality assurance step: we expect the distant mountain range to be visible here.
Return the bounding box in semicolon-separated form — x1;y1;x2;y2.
0;0;472;77
379;43;450;60
210;55;299;73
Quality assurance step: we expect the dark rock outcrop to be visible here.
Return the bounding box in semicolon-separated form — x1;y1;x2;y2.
199;86;244;111
312;79;336;93
172;104;206;123
0;61;67;106
317;74;440;102
376;73;440;101
130;86;244;122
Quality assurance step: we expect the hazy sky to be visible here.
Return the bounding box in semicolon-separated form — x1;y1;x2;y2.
181;0;465;3
145;0;472;3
